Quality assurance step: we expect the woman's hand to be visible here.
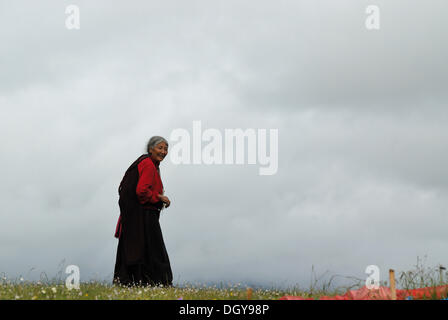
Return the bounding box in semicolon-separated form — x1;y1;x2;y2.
158;194;171;208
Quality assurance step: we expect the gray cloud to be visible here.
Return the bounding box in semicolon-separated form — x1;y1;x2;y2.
1;0;447;289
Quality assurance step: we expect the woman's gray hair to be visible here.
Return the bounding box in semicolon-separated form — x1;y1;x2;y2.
146;136;169;154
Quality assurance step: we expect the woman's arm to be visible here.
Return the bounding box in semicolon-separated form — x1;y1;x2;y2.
136;159;160;204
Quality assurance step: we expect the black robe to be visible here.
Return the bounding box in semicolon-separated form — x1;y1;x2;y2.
113;155;173;287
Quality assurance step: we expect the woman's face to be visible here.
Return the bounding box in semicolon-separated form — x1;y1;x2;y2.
150;141;168;163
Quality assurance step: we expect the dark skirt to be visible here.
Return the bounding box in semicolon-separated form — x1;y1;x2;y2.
113;208;173;287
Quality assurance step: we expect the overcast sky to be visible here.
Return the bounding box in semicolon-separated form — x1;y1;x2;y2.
1;0;447;289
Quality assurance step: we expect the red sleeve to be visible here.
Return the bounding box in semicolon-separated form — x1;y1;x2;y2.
136;159;160;204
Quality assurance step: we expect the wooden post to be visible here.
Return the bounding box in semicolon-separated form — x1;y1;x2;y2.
439;265;446;285
389;269;397;300
246;287;253;300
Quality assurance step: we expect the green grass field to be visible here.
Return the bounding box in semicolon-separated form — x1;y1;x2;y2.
1;257;446;300
0;281;323;300
1;279;447;300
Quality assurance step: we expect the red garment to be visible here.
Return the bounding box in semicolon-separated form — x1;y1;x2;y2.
136;157;164;205
279;284;448;300
114;157;164;238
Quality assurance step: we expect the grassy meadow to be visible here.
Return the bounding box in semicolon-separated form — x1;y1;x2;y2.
1;257;447;300
0;281;319;300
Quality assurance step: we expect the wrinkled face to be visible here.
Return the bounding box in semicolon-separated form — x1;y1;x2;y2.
150;141;168;162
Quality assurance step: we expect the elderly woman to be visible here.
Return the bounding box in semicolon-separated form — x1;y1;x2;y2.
113;136;173;287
